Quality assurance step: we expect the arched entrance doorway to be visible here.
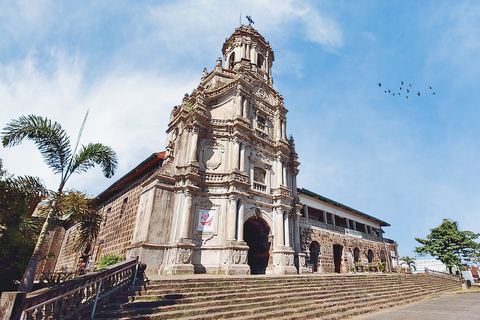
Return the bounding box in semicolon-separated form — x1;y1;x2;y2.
244;217;271;274
333;245;343;273
309;241;320;272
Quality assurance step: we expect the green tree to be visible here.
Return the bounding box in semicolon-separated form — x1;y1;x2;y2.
0;161;48;292
1;114;117;292
414;219;480;274
399;256;416;271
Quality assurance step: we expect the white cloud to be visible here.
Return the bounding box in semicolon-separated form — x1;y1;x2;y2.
0;50;197;195
301;9;343;48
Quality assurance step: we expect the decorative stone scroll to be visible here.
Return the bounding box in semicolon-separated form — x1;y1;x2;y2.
222;249;248;265
285;253;294;266
169;247;192;264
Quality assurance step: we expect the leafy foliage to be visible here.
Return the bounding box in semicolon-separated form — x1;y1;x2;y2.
415;219;480;273
400;256;416;270
377;261;386;272
0;161;48;292
96;254;124;270
37;190;102;253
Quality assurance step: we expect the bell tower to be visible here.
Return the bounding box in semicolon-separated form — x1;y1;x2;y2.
128;25;302;275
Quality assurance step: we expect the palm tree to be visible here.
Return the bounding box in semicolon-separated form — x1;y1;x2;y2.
1;114;117;292
400;256;417;271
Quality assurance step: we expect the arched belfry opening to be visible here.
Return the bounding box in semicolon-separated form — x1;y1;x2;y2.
244;216;271;274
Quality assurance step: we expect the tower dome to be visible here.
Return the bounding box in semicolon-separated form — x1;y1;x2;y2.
222;25;275;85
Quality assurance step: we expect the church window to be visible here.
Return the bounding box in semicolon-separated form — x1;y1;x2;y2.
257;115;266;131
120;198;128;218
326;212;334;225
104;207;111;226
229;52;235;70
257;54;264;69
253;167;266;184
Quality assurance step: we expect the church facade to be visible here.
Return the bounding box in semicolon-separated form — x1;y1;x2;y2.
47;26;398;277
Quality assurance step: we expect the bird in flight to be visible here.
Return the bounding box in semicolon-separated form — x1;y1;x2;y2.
378;83;382;87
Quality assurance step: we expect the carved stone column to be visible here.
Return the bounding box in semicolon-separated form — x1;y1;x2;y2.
227;196;237;241
276;156;283;188
189;129;199;162
239;143;245;171
284;212;290;247
275;208;284;248
293;211;301;250
243;97;248;117
179;190;193;241
237;200;245;242
233;138;240;170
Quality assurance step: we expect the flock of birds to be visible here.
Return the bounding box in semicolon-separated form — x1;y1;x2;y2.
378;81;435;99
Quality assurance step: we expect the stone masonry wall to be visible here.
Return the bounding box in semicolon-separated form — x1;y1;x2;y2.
54;224;80;272
302;227;393;273
54;166;159;272
36;225;66;277
90;167;159;265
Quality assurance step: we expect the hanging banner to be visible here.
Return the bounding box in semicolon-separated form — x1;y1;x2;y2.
197;209;215;232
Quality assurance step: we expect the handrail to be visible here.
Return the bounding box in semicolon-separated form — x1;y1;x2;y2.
425;267;462;281
18;257;138;320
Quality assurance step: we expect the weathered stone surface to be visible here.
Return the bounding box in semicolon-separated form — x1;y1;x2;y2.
52;26;398;277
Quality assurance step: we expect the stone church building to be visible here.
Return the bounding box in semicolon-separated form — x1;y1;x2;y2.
46;26;398;277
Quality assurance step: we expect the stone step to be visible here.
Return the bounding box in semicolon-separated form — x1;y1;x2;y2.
121;275;457;303
123;274;446;295
120;280;420;302
113;285;447;320
93;274;461;320
121;279;443;308
97;281;448;319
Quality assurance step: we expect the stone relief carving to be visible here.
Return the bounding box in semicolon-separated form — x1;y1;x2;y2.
202;141;225;170
179;248;192;264
233;250;241;264
285;254;294;266
274;255;281;266
240;250;248;264
254;85;268;99
222;250;229;264
299;254;306;267
169;248;177;264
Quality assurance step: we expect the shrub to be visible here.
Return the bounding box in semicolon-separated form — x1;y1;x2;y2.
96;254;124;270
377;261;386;272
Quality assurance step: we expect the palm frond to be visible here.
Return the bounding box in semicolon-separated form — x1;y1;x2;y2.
1;115;72;177
54;190;101;252
70;143;118;178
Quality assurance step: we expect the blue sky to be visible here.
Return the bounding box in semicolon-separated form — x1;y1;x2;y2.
1;1;480;261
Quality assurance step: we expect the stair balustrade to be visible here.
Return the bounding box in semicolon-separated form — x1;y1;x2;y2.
15;257;139;320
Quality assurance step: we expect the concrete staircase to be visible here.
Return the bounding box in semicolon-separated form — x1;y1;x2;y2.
93;273;461;320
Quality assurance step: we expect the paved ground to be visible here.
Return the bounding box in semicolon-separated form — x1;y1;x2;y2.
352;291;480;320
